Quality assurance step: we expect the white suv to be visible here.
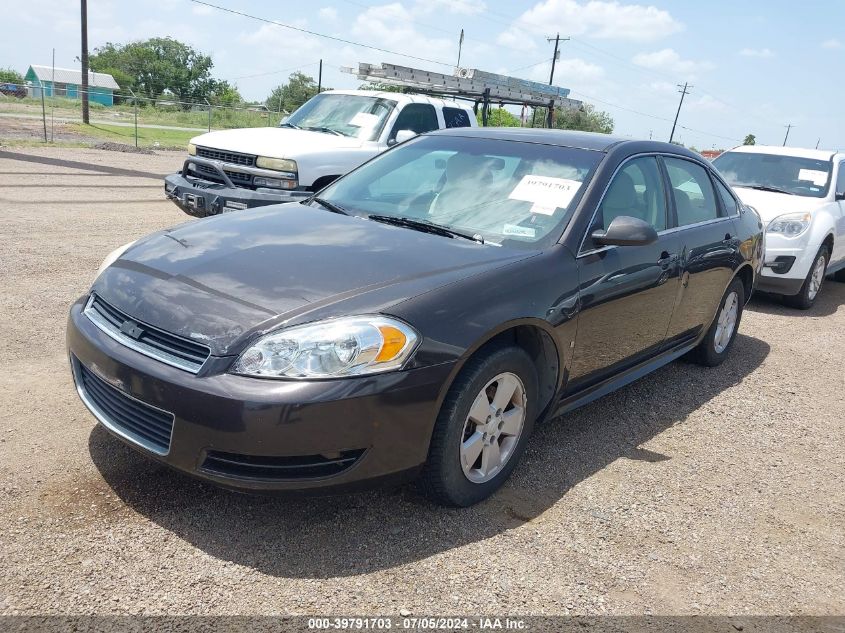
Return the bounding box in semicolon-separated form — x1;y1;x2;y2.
713;145;845;308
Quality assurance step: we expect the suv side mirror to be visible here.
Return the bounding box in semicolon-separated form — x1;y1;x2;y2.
591;216;658;247
388;129;417;146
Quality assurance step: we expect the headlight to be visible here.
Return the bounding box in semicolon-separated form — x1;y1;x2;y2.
95;240;136;280
767;212;811;237
187;143;196;156
231;316;419;379
256;156;297;173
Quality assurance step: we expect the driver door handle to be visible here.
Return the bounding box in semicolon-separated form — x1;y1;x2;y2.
657;251;677;268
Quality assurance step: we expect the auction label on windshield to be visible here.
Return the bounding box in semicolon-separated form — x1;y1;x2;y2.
798;169;828;186
508;175;582;214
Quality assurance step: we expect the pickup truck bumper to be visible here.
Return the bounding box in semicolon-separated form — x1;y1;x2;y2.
164;157;309;218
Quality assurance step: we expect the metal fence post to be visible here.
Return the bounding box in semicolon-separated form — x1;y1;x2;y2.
39;81;48;142
128;88;138;148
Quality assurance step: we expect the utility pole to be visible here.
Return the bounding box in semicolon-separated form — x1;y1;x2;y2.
545;33;569;128
783;124;793;146
816;138;821;149
456;29;464;69
80;0;89;124
317;59;322;93
669;82;692;143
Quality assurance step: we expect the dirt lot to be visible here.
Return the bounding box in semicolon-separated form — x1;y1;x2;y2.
0;146;843;617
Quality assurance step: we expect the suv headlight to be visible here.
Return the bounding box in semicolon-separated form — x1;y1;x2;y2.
767;212;811;237
231;316;419;379
256;156;297;173
187;143;196;156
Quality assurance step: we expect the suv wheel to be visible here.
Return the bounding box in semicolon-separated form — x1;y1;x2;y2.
692;277;745;367
785;246;828;310
419;346;538;507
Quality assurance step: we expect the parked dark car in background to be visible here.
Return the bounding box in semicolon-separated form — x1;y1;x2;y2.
67;128;763;506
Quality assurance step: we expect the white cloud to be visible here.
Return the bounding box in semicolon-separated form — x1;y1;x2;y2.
821;38;842;49
192;4;213;16
739;47;774;58
501;0;683;43
318;7;338;21
351;3;454;65
496;28;537;52
687;94;726;113
527;58;605;83
632;48;714;75
415;0;486;15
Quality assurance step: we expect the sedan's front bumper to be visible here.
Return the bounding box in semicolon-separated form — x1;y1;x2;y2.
67;297;453;494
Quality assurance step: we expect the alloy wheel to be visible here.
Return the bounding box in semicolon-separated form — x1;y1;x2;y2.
808;255;827;301
713;291;739;354
459;372;527;484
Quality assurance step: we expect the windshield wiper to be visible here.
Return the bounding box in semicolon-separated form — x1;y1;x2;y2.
306;126;345;136
367;215;484;244
309;197;350;215
279;122;300;129
738;184;795;195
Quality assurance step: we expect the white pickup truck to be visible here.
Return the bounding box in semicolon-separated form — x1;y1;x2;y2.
164;89;477;217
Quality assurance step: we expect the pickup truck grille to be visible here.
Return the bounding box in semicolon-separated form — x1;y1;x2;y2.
196;146;256;167
194;163;253;186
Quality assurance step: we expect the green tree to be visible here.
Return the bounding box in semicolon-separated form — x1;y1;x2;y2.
265;72;321;113
359;81;404;93
90;37;214;106
529;103;613;133
0;67;23;84
478;107;522;127
208;80;242;107
743;134;756;145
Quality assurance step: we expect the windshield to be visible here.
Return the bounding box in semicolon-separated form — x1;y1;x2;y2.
315;135;602;248
284;93;397;140
713;151;832;198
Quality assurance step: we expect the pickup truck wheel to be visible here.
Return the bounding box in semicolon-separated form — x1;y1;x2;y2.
419;346;538;507
692;277;744;367
785;246;828;310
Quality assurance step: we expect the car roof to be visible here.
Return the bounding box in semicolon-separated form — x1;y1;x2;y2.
724;144;841;161
427;126;701;156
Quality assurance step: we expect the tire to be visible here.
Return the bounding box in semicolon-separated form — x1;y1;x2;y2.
692;277;745;367
419;346;538;507
784;246;829;310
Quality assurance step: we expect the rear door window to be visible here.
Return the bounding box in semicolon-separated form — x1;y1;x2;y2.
443;107;472;128
663;157;721;226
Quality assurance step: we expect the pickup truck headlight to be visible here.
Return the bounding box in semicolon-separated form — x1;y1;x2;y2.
187;143;196;156
231;316;419;379
256;156;297;173
767;212;811;237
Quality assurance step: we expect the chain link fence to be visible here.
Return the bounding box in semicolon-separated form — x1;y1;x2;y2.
0;82;286;148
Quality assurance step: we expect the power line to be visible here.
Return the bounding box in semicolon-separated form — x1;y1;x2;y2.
189;0;452;67
230;61;321;81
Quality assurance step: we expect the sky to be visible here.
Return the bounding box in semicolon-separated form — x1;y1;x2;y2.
8;0;845;150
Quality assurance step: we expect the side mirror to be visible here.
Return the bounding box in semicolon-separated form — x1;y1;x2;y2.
388;129;417;146
836;191;845;201
591;216;658;247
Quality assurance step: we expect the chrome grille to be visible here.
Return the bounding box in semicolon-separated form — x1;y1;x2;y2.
196;146;256;166
85;295;211;374
74;359;174;455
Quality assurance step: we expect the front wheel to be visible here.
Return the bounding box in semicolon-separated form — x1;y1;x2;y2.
419;346;538;507
784;246;828;310
692;277;745;367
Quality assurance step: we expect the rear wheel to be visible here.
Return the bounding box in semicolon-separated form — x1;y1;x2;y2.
419;346;538;507
784;246;828;310
692;277;744;367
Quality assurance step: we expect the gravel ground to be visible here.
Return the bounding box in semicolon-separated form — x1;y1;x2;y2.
0;146;843;617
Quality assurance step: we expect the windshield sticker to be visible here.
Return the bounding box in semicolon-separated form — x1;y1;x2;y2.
508;175;583;211
502;224;536;238
798;169;828;186
349;112;379;128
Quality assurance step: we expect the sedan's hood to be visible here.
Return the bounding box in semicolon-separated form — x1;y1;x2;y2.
191;127;363;158
731;186;826;222
93;204;531;355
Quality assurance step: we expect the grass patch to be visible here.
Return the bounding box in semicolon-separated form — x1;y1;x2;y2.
67;123;195;148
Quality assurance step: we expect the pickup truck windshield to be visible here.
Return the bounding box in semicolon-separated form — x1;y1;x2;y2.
316;135;602;248
283;94;397;141
713;151;832;198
